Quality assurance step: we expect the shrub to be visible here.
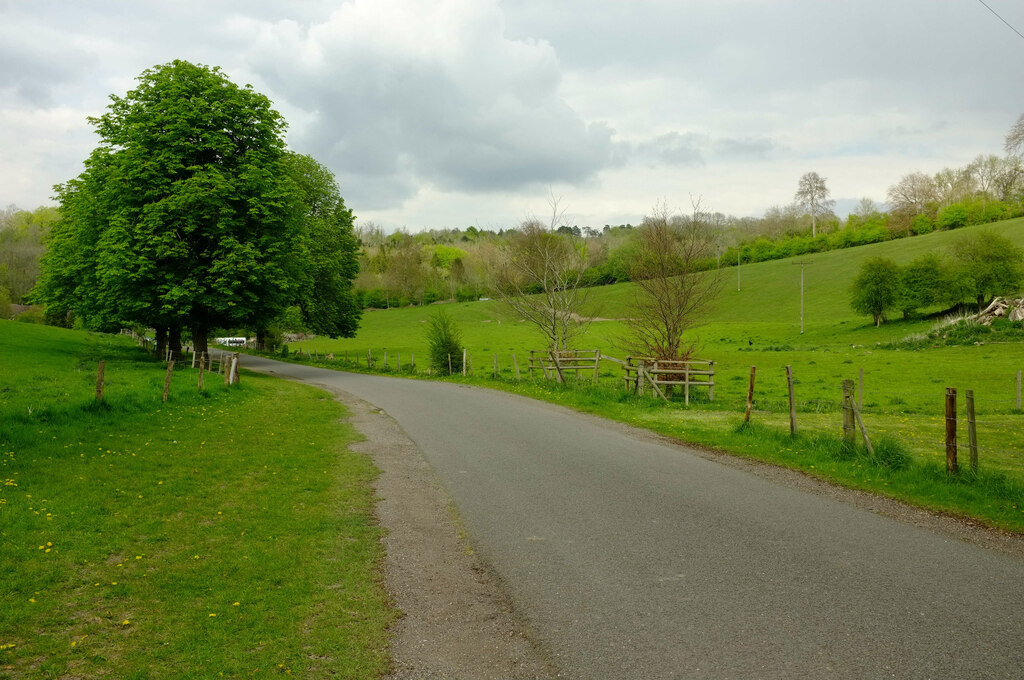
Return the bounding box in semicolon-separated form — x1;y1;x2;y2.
911;214;934;235
16;308;45;324
425;309;464;375
936;203;968;230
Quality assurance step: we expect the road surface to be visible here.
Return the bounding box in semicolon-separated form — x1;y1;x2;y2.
243;355;1024;679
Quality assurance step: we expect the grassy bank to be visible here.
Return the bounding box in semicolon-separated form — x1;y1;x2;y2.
0;320;395;678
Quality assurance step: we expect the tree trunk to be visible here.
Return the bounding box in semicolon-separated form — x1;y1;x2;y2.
168;325;182;362
875;314;882;327
155;326;168;358
191;324;209;357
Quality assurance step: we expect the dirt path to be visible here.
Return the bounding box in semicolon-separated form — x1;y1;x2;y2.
339;392;556;679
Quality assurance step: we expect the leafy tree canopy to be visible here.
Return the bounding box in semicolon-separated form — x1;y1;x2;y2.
36;61;359;349
850;257;902;326
948;229;1024;309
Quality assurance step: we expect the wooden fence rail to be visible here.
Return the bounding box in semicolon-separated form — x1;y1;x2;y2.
622;357;715;404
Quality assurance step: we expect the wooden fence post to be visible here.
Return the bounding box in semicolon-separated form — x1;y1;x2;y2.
96;361;105;402
198;356;205;391
966;389;978;472
744;366;756;424
593;351;601;384
842;379;855;446
854;404;874;455
448;353;453;375
383;350;388;370
549;351;565;384
230;353;240;385
786;365;796;435
367;349;371;368
513;353;521;380
708;361;715;402
945;387;958;474
163;361;175;402
462;349;467;376
1017;370;1022;411
858;367;864;411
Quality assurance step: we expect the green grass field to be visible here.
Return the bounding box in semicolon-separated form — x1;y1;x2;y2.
0;321;395;678
278;218;1024;531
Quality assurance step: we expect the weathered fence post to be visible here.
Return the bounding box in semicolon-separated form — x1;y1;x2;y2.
842;379;855;446
858;367;864;411
966;389;978;472
230;352;240;385
163;361;175;402
367;349;372;368
513;353;521;380
448;353;453;375
744;366;756;424
1017;370;1022;411
462;349;467;376
191;350;197;369
383;350;388;370
549;351;566;384
684;362;691;405
708;361;715;402
945;387;958;474
198;356;205;391
593;351;601;383
786;365;796;435
96;361;105;402
854;403;874;455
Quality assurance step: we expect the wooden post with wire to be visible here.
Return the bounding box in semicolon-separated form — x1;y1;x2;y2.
842;380;855;447
96;361;105;402
945;387;958;474
744;366;756;424
163;361;175;402
858;367;864;411
1017;370;1022;411
966;389;978;472
786;365;796;435
513;353;521;380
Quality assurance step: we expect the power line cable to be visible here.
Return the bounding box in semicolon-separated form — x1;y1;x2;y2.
976;0;1024;43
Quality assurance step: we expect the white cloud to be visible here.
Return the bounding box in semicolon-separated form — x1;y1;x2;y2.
238;0;615;209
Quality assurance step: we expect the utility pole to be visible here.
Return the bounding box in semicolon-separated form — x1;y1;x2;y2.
737;248;741;292
792;260;813;334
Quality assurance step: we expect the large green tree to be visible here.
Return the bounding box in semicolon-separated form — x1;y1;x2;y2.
284;153;362;341
948;230;1024;310
850;257;903;326
37;60;310;357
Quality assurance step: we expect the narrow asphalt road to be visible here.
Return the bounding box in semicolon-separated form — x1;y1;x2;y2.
243;356;1024;679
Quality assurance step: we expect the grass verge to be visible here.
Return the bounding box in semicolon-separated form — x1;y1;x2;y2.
0;321;396;679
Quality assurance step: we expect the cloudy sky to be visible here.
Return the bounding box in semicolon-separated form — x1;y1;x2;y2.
2;0;1022;230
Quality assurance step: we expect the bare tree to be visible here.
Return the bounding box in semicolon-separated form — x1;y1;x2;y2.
794;171;835;237
494;196;592;351
624;200;722;361
1004;113;1024;158
886;171;937;223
